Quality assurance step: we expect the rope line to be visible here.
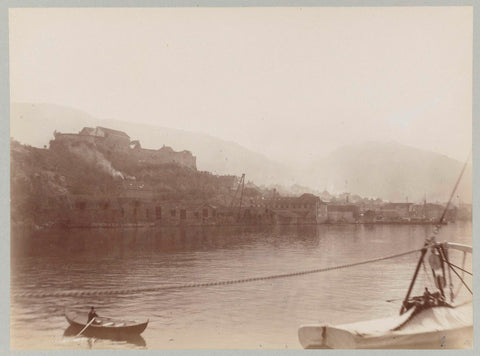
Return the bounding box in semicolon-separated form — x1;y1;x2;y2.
12;248;421;299
445;260;473;295
440;258;473;276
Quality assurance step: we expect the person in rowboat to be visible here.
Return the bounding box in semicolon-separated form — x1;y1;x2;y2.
88;306;98;323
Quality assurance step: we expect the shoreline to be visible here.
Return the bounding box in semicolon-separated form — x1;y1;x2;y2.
11;220;464;231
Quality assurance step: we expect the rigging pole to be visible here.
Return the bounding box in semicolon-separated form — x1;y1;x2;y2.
237;174;245;217
229;174;246;218
400;150;471;314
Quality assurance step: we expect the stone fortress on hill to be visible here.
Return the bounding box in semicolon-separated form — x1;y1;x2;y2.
51;126;197;170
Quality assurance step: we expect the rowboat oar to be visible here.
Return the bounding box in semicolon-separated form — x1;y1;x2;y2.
75;317;96;337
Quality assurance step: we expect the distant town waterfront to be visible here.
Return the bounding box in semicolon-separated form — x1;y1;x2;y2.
11;222;472;350
10;190;472;229
11;126;472;230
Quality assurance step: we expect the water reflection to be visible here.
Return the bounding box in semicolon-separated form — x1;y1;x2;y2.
63;326;147;348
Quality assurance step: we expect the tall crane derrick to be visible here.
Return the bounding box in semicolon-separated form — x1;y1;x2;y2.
230;174;245;218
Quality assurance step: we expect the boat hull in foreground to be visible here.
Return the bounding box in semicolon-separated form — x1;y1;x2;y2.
65;310;148;338
298;302;472;349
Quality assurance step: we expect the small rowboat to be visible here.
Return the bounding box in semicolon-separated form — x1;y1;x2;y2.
65;309;148;338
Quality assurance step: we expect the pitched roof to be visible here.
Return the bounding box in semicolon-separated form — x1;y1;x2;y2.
298;193;321;201
96;127;130;138
79;127;95;135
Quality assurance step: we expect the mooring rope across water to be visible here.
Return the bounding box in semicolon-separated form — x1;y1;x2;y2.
13;248;422;299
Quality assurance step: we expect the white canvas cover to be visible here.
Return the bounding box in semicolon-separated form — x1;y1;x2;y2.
298;302;473;349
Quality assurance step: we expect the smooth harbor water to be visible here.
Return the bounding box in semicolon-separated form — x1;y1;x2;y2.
11;222;472;350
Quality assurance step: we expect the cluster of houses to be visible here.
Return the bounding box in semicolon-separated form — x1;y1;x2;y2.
242;195;459;225
34;185;465;228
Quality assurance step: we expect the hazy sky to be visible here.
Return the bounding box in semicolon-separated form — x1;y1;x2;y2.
9;7;472;163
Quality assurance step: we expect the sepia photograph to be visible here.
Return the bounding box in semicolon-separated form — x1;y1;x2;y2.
7;5;474;351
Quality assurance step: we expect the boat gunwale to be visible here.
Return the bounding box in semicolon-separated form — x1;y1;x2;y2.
438;242;472;254
65;310;149;332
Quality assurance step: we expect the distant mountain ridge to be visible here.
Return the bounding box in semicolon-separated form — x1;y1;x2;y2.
300;141;472;203
10;102;472;203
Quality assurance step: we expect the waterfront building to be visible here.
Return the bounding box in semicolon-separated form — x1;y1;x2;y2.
326;204;359;223
379;203;413;222
249;193;328;224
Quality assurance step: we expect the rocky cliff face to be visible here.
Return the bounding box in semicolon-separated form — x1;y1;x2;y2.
10;138;235;228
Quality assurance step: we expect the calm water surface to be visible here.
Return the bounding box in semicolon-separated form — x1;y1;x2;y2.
11;223;472;350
